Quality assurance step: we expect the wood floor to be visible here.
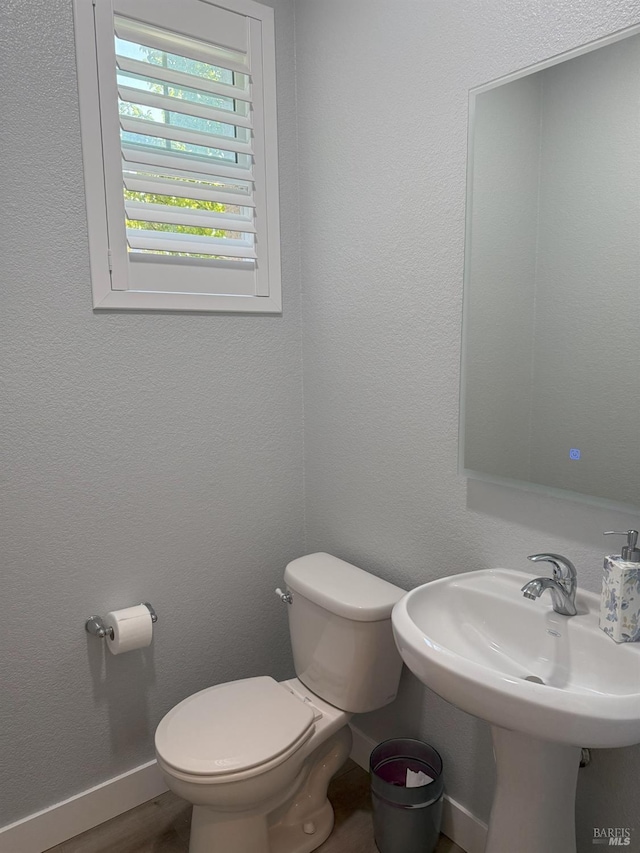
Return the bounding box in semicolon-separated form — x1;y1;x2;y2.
45;761;464;853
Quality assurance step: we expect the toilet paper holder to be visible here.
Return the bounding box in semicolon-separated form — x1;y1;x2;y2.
85;603;158;640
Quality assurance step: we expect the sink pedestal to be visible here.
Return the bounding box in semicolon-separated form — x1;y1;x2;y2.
486;726;580;853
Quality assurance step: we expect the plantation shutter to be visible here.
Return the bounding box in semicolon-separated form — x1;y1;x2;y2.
81;0;281;308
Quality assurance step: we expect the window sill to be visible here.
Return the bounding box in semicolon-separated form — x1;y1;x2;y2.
93;289;282;314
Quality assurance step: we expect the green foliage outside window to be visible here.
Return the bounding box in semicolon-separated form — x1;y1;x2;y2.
121;46;237;242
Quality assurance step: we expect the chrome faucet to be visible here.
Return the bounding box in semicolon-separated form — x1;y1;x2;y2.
521;554;577;616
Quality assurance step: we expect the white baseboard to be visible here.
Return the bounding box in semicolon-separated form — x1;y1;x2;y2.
440;793;488;853
0;760;169;853
349;723;488;853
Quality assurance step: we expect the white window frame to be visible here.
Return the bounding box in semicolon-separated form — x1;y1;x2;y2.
73;0;282;313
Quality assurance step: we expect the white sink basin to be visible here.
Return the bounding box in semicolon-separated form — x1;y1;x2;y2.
391;568;640;853
392;568;640;747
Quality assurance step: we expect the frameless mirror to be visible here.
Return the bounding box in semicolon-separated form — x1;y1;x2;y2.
461;26;640;511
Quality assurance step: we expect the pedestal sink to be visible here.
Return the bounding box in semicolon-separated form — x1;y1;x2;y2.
391;569;640;853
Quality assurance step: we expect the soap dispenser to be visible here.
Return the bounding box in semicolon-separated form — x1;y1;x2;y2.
599;529;640;643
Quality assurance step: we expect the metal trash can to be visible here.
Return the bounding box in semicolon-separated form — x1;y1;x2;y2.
370;738;444;853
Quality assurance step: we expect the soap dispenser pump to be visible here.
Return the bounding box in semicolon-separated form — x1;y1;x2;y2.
599;529;640;643
604;529;640;562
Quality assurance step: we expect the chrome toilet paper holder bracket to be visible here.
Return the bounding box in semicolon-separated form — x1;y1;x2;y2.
85;603;158;640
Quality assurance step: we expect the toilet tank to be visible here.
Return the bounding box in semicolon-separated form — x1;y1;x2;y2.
283;553;405;714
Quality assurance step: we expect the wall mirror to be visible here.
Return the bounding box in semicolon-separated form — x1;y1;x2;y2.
460;25;640;511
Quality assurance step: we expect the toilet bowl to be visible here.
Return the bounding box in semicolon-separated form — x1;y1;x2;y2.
157;676;352;853
155;553;405;853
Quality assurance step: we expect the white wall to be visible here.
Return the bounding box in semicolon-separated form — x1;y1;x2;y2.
0;0;303;827
294;1;640;848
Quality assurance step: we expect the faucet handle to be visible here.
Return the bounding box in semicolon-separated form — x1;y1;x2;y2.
527;553;577;582
603;530;640;562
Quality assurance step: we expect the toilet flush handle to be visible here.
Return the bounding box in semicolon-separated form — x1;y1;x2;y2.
275;587;293;605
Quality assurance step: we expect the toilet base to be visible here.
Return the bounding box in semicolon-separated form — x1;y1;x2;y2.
268;798;334;853
187;725;352;853
190;809;269;853
189;802;334;853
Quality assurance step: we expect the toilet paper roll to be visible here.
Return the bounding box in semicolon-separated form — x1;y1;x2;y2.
106;604;153;655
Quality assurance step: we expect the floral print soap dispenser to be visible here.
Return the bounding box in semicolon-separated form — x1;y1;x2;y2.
600;528;640;643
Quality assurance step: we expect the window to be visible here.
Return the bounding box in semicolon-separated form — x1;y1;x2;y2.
73;0;281;312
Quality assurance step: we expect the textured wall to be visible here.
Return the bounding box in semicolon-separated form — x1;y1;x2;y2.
294;1;640;847
0;0;303;826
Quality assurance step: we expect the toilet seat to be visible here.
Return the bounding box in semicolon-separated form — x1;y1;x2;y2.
155;676;315;780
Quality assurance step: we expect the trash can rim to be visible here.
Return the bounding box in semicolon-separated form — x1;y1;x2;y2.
370;737;444;774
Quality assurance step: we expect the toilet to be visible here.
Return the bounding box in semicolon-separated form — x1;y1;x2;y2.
155;552;405;853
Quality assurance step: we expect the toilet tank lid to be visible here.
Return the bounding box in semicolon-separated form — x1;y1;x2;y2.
284;553;405;622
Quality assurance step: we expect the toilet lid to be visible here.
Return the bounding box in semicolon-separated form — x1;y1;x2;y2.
155;676;315;776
